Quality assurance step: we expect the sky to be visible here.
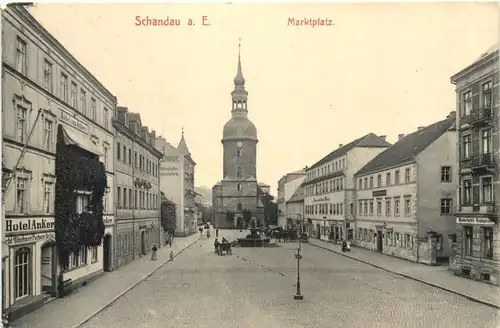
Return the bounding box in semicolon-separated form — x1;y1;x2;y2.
28;3;498;195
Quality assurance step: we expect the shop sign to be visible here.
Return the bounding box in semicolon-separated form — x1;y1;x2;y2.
372;190;387;197
456;217;495;226
60;109;88;133
313;196;330;202
5;218;55;234
103;217;115;226
5;232;55;246
160;165;179;176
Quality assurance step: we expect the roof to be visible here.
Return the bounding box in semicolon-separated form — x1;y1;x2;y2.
309;133;391;170
472;44;499;66
287;186;304;203
451;43;499;83
355;115;456;176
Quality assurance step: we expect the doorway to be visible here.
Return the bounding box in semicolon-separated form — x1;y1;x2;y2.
103;234;112;272
376;230;383;253
40;241;56;294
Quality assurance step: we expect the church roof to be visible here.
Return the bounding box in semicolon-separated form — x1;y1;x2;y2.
223;117;257;141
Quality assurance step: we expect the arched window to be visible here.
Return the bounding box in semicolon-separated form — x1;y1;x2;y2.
237;183;242;191
243;101;247;109
237;101;242;109
237;203;243;211
237;149;242;157
14;247;31;300
233;101;236;110
236;167;242;177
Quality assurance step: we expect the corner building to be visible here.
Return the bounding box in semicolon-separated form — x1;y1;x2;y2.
2;5;116;319
451;45;500;284
113;107;162;269
354;114;457;265
212;47;266;228
303;134;391;242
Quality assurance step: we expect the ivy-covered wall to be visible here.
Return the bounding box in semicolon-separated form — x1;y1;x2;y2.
55;125;107;269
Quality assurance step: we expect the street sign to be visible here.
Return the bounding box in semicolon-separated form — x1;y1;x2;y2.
295;254;302;259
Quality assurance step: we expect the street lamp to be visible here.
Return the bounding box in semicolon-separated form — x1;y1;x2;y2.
294;213;303;300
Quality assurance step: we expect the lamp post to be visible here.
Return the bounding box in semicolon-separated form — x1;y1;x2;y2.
294;213;303;300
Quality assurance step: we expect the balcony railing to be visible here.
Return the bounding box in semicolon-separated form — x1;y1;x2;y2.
469;106;492;126
461;153;495;170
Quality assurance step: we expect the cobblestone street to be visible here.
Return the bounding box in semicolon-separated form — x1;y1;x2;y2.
80;232;498;328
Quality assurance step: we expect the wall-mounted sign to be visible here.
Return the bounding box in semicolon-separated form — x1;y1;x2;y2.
103;217;114;226
5;218;55;234
313;197;330;202
456;217;495;226
372;190;387;197
60;109;88;133
160;165;179;176
160;155;179;163
5;232;55;246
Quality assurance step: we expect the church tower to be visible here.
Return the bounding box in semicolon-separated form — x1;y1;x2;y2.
213;41;261;228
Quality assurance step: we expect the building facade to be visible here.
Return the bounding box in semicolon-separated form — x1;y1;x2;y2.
354;114;457;264
286;186;305;231
277;170;306;227
451;45;500;284
2;5;116;319
303;134;391;242
155;131;197;237
113;107;162;269
212;46;266;228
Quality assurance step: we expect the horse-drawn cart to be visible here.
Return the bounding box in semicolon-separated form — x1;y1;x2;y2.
216;242;232;255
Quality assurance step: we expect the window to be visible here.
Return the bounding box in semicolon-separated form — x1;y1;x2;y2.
128;149;132;165
386;173;391;186
17;106;27;143
385;200;391;216
80;246;88;264
72;250;79;268
123;187;127;208
134;190;138;209
43;182;53;214
117;186;121;208
462;135;471;159
71;82;78;109
463;179;472;204
43;119;53;151
16;177;27;213
481;129;492;154
369;177;373;188
404;199;411;216
358;202;363;215
484;227;493;259
481;177;492;203
358;179;362;190
60;73;68;102
440;199;452;215
236;167;242;177
117;142;121;160
237;184;242;191
463;90;472;115
123;146;126;162
464;226;473;256
237;149;242;157
394;199;400;216
405;168;411;183
80;89;87;115
75;191;90;214
369;201;373;215
91;98;97;121
104;108;109;129
395;170;400;184
237;203;243;211
377;175;382;187
483;81;492;107
44;60;53;92
129;189;133;209
14;247;31;300
92;246;98;262
441;166;451;182
376;200;382;215
16;37;27;74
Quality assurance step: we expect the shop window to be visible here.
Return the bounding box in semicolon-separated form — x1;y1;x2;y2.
14;247;32;300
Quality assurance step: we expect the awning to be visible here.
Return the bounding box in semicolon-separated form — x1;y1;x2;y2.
61;125;103;156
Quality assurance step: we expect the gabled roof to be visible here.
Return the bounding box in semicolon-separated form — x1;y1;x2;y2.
355;115;456;176
287;186;304;203
177;135;190;155
309;133;391;170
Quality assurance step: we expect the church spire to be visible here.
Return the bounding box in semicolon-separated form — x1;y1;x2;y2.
234;38;245;87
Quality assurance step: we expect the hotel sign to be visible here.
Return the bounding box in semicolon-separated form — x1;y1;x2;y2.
60;109;88;133
313;197;330;202
5;218;55;234
456;217;495;226
5;232;55;246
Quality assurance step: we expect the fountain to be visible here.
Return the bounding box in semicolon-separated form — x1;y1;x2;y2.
237;217;271;247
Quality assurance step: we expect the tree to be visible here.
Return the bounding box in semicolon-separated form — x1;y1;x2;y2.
242;209;252;226
160;194;177;236
259;190;278;225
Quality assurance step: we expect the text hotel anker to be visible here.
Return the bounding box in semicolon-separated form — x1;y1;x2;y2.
135;16;210;27
288;17;334;27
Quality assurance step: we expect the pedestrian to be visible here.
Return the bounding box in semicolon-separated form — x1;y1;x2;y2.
151;244;158;260
169;250;174;261
216;228;219;238
169;239;172;248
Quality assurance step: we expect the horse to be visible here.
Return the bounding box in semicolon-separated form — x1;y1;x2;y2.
218;242;232;255
273;230;288;243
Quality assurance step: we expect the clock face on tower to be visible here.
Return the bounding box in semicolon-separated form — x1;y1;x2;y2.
237;141;243;148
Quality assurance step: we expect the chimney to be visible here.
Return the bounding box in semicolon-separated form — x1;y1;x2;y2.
398;134;405;141
417;126;425;130
379;135;386;141
339;143;343;148
447;111;456;119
